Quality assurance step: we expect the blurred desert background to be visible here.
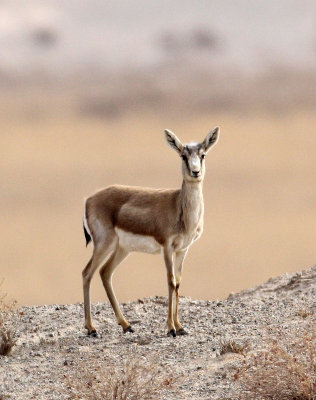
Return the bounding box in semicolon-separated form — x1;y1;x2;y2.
1;0;316;306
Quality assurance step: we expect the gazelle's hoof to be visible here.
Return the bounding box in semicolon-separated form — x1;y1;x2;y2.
167;329;176;338
88;329;98;338
123;326;134;334
177;328;188;336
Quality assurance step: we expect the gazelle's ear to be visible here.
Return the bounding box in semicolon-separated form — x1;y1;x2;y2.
164;129;184;154
202;126;220;153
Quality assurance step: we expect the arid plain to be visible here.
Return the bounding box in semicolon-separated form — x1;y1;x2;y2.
1;90;316;306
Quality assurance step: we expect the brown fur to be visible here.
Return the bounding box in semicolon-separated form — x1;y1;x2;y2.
86;186;181;245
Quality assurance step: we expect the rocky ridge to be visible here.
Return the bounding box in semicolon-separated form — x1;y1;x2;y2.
1;266;316;399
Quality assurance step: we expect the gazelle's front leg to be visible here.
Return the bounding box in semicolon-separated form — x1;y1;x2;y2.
163;245;176;337
174;249;188;335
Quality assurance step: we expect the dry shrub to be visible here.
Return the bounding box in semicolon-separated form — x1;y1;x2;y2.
219;339;247;356
234;325;316;400
0;288;15;314
0;283;16;356
0;330;16;356
67;353;176;400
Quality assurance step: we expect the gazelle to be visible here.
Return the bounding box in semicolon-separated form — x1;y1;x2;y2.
82;127;220;337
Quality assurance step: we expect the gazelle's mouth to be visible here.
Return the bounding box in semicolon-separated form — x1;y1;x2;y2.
188;173;202;181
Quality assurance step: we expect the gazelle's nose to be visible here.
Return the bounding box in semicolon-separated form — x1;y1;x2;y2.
192;170;200;177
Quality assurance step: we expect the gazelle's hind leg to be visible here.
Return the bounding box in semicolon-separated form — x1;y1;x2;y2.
82;231;117;336
174;249;188;335
99;245;132;333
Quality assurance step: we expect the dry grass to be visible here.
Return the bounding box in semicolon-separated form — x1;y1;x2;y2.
233;325;316;399
66;353;176;400
0;287;16;315
219;339;247;356
0;284;16;356
0;330;16;356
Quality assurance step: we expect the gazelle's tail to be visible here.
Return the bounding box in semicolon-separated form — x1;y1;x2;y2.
83;223;91;246
83;199;92;247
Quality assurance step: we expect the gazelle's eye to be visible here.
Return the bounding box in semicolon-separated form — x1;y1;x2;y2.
181;154;187;160
201;154;206;160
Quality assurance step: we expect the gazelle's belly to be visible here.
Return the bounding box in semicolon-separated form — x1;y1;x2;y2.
115;228;161;254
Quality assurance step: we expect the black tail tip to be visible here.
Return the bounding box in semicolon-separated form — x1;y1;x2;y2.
83;224;91;246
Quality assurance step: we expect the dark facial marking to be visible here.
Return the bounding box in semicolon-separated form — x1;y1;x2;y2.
182;153;191;173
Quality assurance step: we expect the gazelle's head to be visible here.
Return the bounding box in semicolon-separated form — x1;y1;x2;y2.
164;127;219;183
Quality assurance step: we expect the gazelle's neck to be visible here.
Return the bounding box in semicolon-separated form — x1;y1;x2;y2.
180;179;204;231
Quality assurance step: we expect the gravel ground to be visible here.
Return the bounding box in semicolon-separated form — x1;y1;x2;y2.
1;266;316;399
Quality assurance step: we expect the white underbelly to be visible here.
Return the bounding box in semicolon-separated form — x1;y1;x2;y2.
115;228;161;254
